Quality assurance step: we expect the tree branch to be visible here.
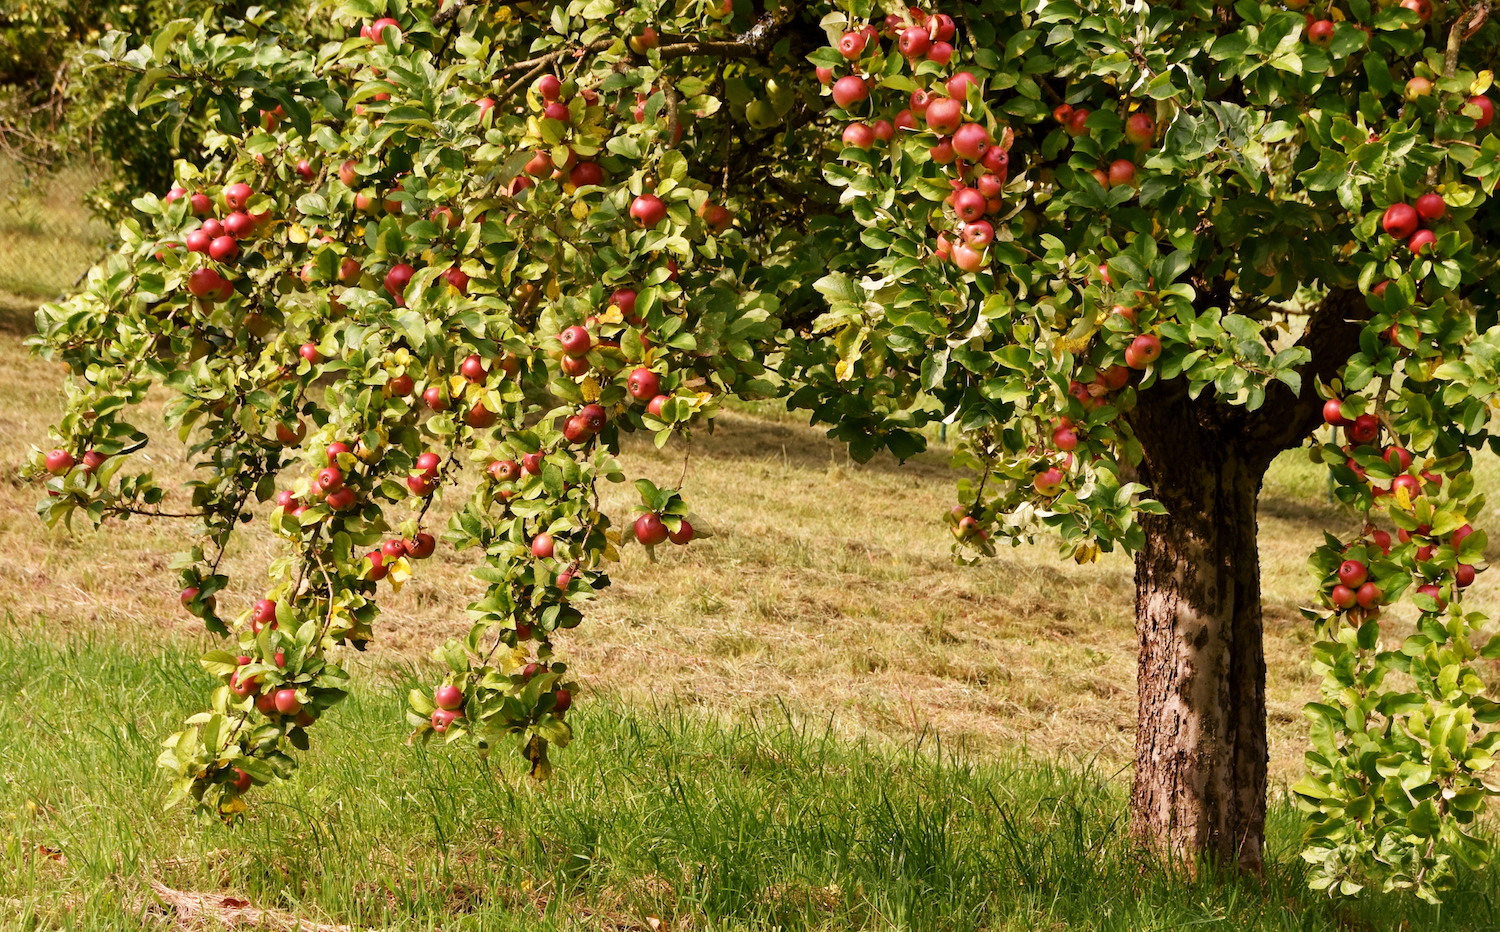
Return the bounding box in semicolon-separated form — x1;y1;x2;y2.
1237;288;1369;458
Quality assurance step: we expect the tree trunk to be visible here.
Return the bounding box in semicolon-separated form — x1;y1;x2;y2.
1128;401;1271;875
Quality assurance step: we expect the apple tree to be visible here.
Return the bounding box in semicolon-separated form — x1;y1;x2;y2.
21;0;1500;903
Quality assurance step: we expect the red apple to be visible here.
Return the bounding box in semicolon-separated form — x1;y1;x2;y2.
1383;446;1412;471
389;373;414;396
44;449;74;474
635;512;669;545
273;688;302;715
1033;467;1065;496
1408;229;1436;255
1470;95;1495;129
466;402;497;428
325;487;356;511
461;353;487;382
953;188;986;223
223;183;252;210
1065;108;1091;136
924;98;963;135
1457;564;1477;587
629;193;667;227
405;533;436;559
553;689;572;713
627;368;660;400
187;268;222;297
384;262;415;301
1127;334;1161;368
1415;193;1446;222
1323;398;1347;426
1337;559;1368;588
1355;581;1382;608
435;685;464;710
1349;413;1380;444
423;386;448;411
532;533;555;558
1383;203;1419;239
1307;19;1334;46
1400;0;1432;25
1330;584;1357;609
839;30;867;59
952;123;992;161
488;459;520;482
842;123;876;149
1125;112;1155;146
669;519;694;545
831;75;869;109
899;26;930;58
628;26;658;54
252;599;278;631
559;325;592;357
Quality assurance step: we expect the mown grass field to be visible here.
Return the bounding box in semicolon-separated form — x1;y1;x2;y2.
3;162;1500;929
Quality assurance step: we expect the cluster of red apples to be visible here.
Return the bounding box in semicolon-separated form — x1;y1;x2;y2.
1380;192;1450;256
519;73;608;192
165;182;265;302
1053;102;1155;194
1318;397;1481;616
822;9;1011;273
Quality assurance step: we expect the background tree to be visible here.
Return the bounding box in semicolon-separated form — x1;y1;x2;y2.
1;0;307;220
20;0;1500;904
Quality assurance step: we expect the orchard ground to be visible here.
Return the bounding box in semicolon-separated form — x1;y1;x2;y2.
3;163;1500;929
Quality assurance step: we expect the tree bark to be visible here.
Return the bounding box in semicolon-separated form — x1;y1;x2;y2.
1126;387;1274;875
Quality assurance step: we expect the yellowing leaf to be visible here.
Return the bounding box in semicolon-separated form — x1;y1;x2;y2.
1474;71;1493;95
389;556;413;593
1394;483;1413;512
220;796;247;815
602;542;620;561
835;357;855;380
288;224;308;244
1073;543;1100;564
580;376;601;401
571;201;589;220
600;304;623;324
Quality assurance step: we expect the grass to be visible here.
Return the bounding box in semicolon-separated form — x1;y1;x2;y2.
4;624;1500;932
0;160;111;299
2;160;1499;927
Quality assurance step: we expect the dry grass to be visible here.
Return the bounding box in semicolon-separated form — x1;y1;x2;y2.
0;160;111;298
3;168;1498;796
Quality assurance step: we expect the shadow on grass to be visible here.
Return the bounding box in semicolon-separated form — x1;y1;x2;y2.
0;293;39;337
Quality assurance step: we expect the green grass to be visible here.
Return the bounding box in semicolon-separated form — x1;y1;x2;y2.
3;623;1497;931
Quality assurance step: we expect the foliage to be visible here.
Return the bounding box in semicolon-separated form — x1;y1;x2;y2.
0;0;308;220
17;0;1500;904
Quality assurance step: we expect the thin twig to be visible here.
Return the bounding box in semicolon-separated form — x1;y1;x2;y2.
663;80;680;150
